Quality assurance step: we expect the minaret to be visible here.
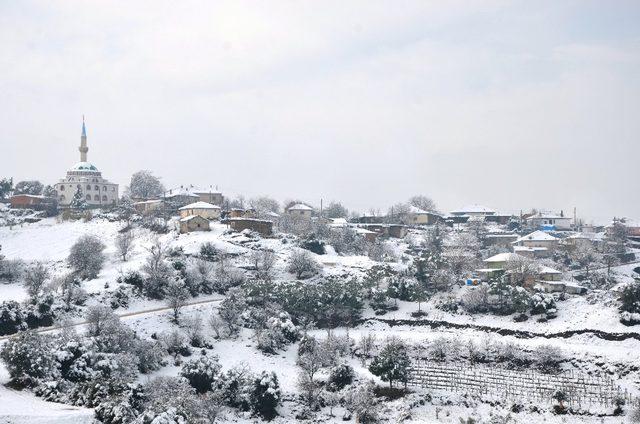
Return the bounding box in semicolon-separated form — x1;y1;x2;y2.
79;116;88;162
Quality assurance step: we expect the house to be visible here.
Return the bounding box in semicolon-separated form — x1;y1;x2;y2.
402;206;443;226
513;230;559;254
607;218;640;238
352;215;384;224
356;228;377;243
9;194;50;209
179;215;210;234
227;208;256;219
387;224;408;238
178;201;221;220
526;212;572;231
476;252;521;280
450;205;496;217
286;203;313;218
513;245;548;259
191;186;223;206
224;217;273;236
163;187;199;208
133;199;164;214
535;281;587;295
485;232;519;247
562;232;603;249
538;265;562;282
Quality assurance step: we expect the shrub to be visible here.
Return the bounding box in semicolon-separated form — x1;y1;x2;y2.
0;331;57;386
250;371;281;420
327;363;355;391
180;355;223;394
0;300;26;336
287;249;320;279
199;242;217;261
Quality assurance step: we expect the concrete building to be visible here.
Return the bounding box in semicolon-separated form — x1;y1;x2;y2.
450;205;496;217
9;194;50;209
224;217;273;236
526;212;572;231
513;230;559;252
54;119;119;207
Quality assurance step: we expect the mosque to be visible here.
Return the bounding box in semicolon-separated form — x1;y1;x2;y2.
54;119;119;207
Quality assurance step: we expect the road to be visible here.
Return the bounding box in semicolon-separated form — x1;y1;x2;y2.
0;295;224;341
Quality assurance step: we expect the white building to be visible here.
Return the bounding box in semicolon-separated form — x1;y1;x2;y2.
526;212;572;230
54;119;119;207
450;204;496;216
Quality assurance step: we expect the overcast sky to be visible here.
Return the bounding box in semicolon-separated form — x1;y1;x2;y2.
1;1;638;223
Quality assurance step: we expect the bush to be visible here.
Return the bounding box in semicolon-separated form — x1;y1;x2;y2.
250;371;281;420
199;242;217;260
369;337;410;389
619;281;640;313
117;271;144;292
0;331;57;386
327;363;355;391
180;354;223;394
534;345;563;374
67;235;106;279
0;300;26;336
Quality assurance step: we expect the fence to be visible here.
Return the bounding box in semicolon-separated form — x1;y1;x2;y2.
408;361;639;410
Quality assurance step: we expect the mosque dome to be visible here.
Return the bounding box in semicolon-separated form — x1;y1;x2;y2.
69;161;99;172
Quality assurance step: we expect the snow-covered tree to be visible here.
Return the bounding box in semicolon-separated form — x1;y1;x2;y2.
128;170;165;199
70;187;88;211
344;381;378;423
86;305;119;337
14;180;44;195
250;371;281;420
408;194;437;212
323;201;349;218
67;235;106;280
218;287;246;335
250;250;276;282
504;255;538;287
142;240;172;299
115;229;135;261
369;337;410;388
0;177;13;199
0;331;56;385
23;262;50;299
165;279;189;323
571;244;602;279
287;249;319;279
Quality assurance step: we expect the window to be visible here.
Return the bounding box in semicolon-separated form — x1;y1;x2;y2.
77;184;81;190
60;185;65;191
94;195;99;201
86;185;91;190
103;186;107;191
95;185;99;191
102;195;107;201
112;187;115;191
59;195;66;201
85;194;91;200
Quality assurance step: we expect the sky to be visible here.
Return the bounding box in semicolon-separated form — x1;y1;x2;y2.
1;1;639;223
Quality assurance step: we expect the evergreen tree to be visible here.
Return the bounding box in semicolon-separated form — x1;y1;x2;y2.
369;337;410;388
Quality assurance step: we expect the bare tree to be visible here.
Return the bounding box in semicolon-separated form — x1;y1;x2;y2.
23;262;50;298
166;279;189;323
116;229;135;261
409;195;437;212
208;313;224;338
86;305;119;337
287;249;320;279
251;250;276;281
505;255;539;287
571;244;602;279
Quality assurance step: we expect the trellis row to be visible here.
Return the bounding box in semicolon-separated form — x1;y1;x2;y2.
408;361;639;410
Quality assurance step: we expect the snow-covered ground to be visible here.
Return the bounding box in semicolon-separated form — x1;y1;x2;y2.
1;217;639;423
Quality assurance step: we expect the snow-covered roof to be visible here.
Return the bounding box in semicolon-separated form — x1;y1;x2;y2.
179;215;209;222
178;201;221;210
513;246;548;252
484;252;520;263
514;230;558;243
331;218;348;225
450;204;495;215
190;186;222;194
10;194;48;199
133;199;163;205
356;228;376;235
538;265;562;275
68;162;99;172
287;203;313;211
527;213;571;220
408;205;429;214
164;187;199;198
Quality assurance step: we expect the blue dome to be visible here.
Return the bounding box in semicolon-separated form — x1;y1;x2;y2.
69;162;99;172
